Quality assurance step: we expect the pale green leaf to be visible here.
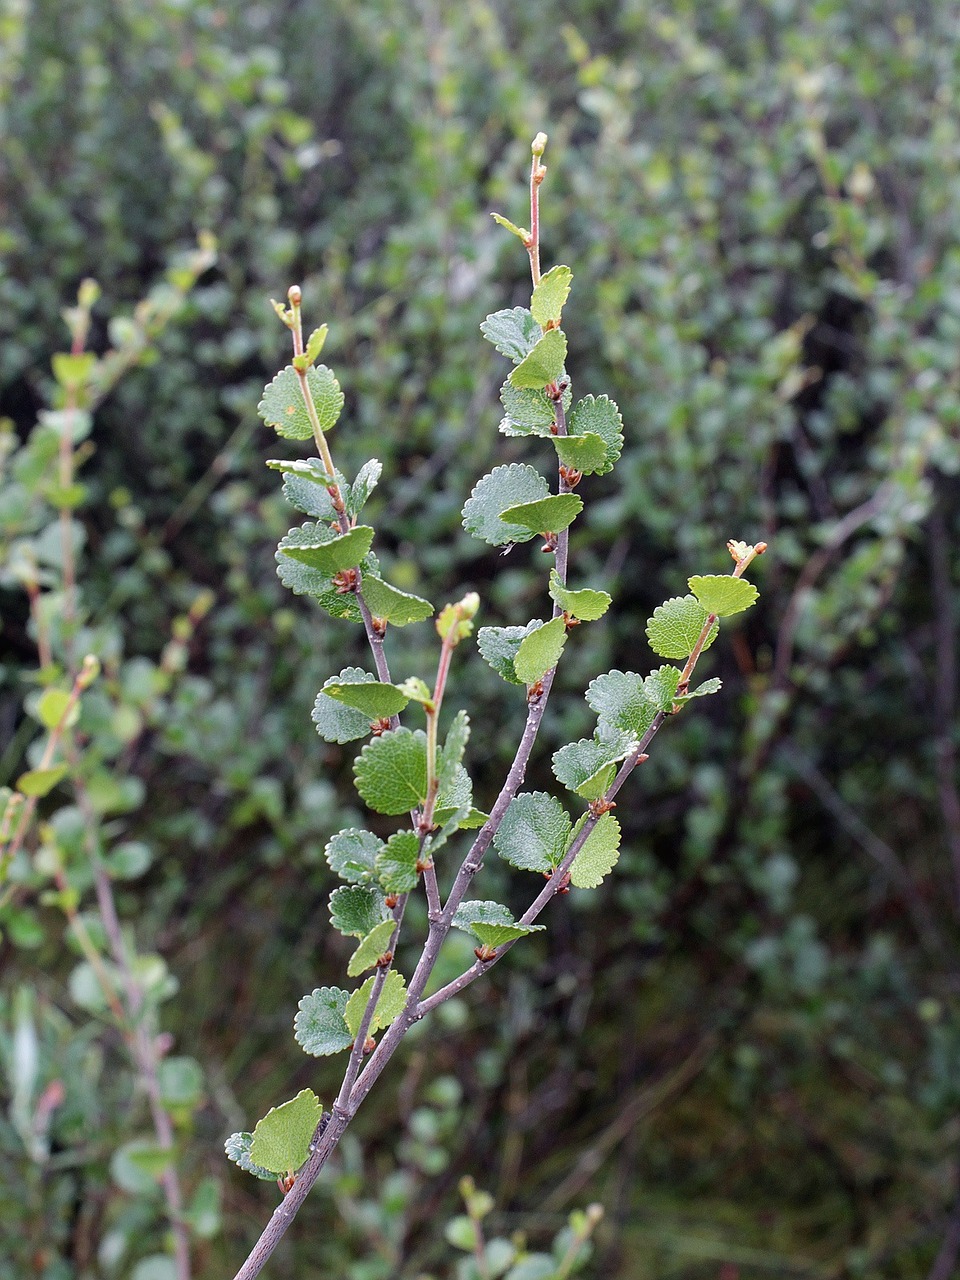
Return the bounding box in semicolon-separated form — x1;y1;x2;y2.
510;329;567;389
567;395;623;475
552;431;609;474
345;969;407;1037
322;680;409;719
452;900;545;947
569;813;621;888
361;574;434;626
477;620;543;684
494;792;571;872
347;920;397;977
480;308;541;362
688;574;759;617
437;711;470;794
348;459;382;517
304;324;328;364
514;615;567;684
36;688;75;730
224;1132;275;1181
17;765;68;798
549;569;611;621
396;676;433;704
294;987;353;1056
500;493;583;535
435;763;474;825
354;728;428;815
312;668;378;744
249;1089;322;1175
462;464;549;546
646;595;719;660
375;830;421;893
490;211;530;241
278;525;374;576
329;885;390;938
531;264;573;326
684;676;723;700
325;829;382;883
266;457;334;483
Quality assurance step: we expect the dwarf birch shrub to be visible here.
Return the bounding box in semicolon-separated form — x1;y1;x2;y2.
227;135;764;1279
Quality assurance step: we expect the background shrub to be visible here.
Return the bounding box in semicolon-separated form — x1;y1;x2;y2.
2;1;959;1276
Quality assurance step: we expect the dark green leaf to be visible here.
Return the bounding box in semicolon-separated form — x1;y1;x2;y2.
313;668;378;744
329;884;390;938
295;987;353;1056
376;830;421;893
567;395;623;475
586;670;656;737
325;828;382;883
354;728;428;815
494;792;571;872
452;900;545;947
462;464;550;546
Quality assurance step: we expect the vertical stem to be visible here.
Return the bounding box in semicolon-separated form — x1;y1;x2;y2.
527;133;547;287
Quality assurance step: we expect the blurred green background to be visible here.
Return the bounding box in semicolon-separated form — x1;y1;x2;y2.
2;0;960;1276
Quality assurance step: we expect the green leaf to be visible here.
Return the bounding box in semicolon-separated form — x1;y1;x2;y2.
437;711;470;795
304;324;328;365
17;765;68;798
500;493;583;535
510;329;567;389
552;737;626;800
354;727;428;815
279;525;374;576
224;1132;275;1181
435;763;475;825
567;395;624;475
295;987;353;1056
322;679;409;719
397;676;433;704
452;900;545;947
329;884;390;938
250;1088;322;1176
325;828;382;883
494;792;571;872
275;522;367;618
477;620;543;684
514;616;567;684
688;574;759;617
348;459;382;517
52;352;97;388
313;668;379;743
375;830;421;893
646;595;719;660
258;365;344;440
280;463;347;519
643;665;682;711
348;920;397;977
552;431;609;474
111;1138;173;1194
480;308;541;362
530;264;573;326
423;806;469;855
683;676;723;700
586;670;656;737
490;212;529;242
569;813;622;888
499;380;557;436
361;574;434;626
345;969;407;1037
36;688;71;730
462;464;549;546
549;569;611;621
157;1056;204;1108
266;457;334;483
